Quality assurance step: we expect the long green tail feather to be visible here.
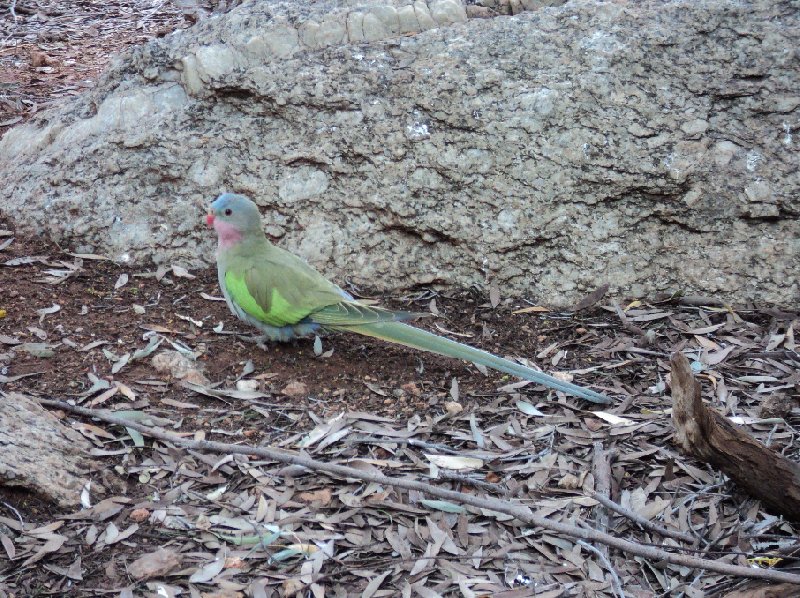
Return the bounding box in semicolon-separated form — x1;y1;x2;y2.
335;321;610;404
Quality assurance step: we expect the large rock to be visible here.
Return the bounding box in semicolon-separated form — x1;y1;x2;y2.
0;393;96;507
0;0;797;306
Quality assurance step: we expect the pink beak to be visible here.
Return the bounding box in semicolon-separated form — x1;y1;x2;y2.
206;212;215;228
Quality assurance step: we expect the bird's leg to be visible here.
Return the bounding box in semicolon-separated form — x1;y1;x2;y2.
236;333;272;350
254;335;270;351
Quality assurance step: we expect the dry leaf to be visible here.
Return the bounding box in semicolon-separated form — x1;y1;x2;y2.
171;265;196;279
489;284;500;308
513;305;550;314
425;454;484;471
189;549;227;583
571;283;610;312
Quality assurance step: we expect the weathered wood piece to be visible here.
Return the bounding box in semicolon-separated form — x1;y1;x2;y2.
0;392;95;507
670;353;800;521
723;583;800;598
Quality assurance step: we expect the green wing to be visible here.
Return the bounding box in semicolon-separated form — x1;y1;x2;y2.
225;270;320;327
223;243;346;328
223;243;422;329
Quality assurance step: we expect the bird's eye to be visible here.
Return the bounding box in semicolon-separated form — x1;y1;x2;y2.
224;208;232;216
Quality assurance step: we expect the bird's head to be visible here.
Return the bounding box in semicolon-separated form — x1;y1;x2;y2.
206;193;263;248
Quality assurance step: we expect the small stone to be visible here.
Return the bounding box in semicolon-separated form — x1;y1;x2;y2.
30;50;56;67
401;382;421;396
132;304;146;315
266;25;300;57
444;401;463;415
127;548;182;581
236;379;258;392
129;508;150;523
557;473;580;490
281;380;308;398
298;20;319;48
183;370;209;386
283;580;304;595
151;350;209;386
224;556;246;569
195;44;237;80
485;471;501;484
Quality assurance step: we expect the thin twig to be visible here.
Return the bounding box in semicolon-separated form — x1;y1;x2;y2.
349;435;503;460
0;500;24;527
38;398;800;585
586;490;696;544
9;0;17;24
591;441;614;556
578;540;625;598
437;471;505;493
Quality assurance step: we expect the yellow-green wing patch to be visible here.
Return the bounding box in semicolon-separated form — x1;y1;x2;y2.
225;271;313;327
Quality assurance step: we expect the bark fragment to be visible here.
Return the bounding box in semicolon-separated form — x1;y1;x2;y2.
670;353;800;521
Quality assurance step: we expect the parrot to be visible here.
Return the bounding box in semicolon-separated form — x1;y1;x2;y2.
206;193;611;404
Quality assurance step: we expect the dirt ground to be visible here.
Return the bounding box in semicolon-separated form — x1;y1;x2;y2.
2;218;799;596
1;1;800;596
1;0;237;128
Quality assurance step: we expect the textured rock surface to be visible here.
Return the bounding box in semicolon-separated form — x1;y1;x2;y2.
0;0;797;306
0;393;95;507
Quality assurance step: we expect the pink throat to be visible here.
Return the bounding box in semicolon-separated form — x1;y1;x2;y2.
214;219;243;250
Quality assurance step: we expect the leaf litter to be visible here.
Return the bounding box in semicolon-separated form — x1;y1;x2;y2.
0;223;799;597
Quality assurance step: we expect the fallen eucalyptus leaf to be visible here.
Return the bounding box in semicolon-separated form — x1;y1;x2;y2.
516;400;544;417
189;549;227;583
13;343;56;358
425;454;484;471
171;265;196;279
420;499;466;514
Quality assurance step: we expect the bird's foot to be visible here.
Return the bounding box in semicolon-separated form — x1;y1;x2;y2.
239;334;271;351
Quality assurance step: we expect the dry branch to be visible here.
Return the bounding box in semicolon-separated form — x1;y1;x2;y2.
670;352;800;521
592;441;613;545
586;489;695;545
38;397;800;585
